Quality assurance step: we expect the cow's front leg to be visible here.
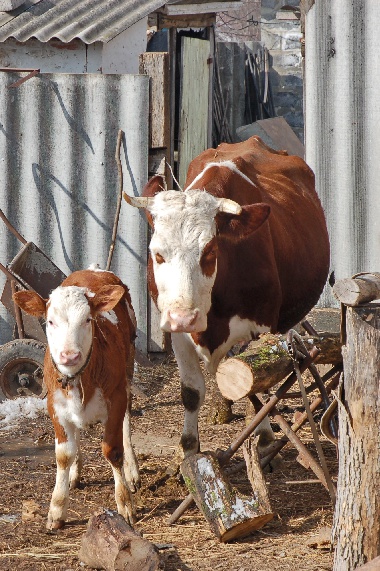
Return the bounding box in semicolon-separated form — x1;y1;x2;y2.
172;333;206;458
47;422;77;530
103;397;135;525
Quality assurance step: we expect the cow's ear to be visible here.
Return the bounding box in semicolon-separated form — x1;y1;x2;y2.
13;290;47;317
89;285;125;314
216;203;271;242
142;175;166;228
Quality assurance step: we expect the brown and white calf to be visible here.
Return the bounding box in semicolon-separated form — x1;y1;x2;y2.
124;136;330;459
13;268;139;530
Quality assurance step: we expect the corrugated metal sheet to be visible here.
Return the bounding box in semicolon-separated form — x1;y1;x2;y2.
0;71;150;350
0;0;166;43
304;0;380;307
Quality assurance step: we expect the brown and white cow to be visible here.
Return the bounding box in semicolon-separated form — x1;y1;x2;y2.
13;268;139;530
124;136;330;458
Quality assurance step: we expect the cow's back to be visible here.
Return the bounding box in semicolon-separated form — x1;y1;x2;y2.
185;137;330;332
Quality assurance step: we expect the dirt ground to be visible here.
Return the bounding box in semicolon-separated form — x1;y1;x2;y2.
0;355;337;571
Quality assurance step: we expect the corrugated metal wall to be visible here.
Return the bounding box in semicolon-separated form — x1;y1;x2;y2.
0;72;150;350
305;0;380;307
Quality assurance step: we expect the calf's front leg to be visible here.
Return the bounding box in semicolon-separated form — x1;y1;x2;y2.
47;421;77;530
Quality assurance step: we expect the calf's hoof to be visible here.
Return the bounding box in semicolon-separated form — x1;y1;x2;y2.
46;518;65;531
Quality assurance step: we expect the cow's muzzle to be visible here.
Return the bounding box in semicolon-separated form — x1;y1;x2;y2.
162;308;203;333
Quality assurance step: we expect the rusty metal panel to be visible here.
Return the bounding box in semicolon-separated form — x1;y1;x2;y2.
304;0;380;308
0;71;150;351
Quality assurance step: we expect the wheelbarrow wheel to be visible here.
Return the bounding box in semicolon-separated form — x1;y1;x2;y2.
0;339;46;399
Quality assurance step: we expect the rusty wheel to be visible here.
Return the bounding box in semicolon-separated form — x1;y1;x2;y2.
0;339;47;399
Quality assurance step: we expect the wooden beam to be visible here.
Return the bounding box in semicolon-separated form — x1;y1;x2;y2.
152;13;215;29
139;52;170;150
158;2;242;16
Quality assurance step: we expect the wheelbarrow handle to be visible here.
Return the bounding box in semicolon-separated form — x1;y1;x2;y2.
0;209;27;245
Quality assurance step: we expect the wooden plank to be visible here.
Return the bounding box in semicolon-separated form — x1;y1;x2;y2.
158;2;242;16
178;36;210;188
139;52;170;150
155;13;215;29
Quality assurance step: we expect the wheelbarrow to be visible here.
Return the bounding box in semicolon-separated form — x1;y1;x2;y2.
0;209;66;399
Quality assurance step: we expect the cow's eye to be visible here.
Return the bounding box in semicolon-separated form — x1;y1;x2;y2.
48;320;54;327
155;253;165;264
86;318;92;324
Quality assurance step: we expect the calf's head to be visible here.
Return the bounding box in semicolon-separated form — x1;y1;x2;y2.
13;284;124;376
124;176;270;333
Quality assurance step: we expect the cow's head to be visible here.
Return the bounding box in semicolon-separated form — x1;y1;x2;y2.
124;176;270;334
13;284;125;376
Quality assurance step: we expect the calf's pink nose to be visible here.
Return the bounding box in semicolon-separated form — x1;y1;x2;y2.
59;351;81;366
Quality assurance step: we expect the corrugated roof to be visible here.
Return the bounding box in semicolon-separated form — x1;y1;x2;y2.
0;0;167;44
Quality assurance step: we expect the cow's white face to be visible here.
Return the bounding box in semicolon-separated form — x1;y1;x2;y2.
46;286;94;376
149;190;220;333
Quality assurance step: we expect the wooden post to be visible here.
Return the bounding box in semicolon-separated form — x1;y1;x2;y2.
333;305;380;570
181;451;273;542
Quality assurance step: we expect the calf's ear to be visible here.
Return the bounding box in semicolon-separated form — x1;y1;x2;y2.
216;203;271;242
13;290;47;317
89;285;125;314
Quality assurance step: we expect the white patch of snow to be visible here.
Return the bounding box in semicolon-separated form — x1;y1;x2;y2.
0;397;47;431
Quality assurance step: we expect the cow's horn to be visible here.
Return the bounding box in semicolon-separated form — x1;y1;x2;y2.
218;198;242;215
123;192;154;209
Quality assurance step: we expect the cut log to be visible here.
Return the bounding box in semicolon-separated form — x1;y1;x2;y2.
332;273;380;306
333;306;380;570
242;436;273;514
216;333;342;401
180;451;273;542
78;509;160;571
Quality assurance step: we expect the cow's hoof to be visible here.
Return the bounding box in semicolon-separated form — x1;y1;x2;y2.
46;519;65;531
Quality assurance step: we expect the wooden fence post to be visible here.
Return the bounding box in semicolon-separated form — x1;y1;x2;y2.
333;305;380;570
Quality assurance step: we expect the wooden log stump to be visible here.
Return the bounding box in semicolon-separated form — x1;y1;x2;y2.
333;305;380;571
333;273;380;306
216;333;342;401
78;509;160;571
354;555;380;571
181;451;273;542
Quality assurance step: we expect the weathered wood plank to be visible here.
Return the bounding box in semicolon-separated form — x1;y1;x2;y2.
150;13;215;29
158;2;242;16
178;36;210;188
139;52;170;150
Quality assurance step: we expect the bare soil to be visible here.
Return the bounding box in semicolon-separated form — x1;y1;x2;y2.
0;355;337;570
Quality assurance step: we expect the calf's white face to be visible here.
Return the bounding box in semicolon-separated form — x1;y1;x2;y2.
46;286;93;376
149;190;220;333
